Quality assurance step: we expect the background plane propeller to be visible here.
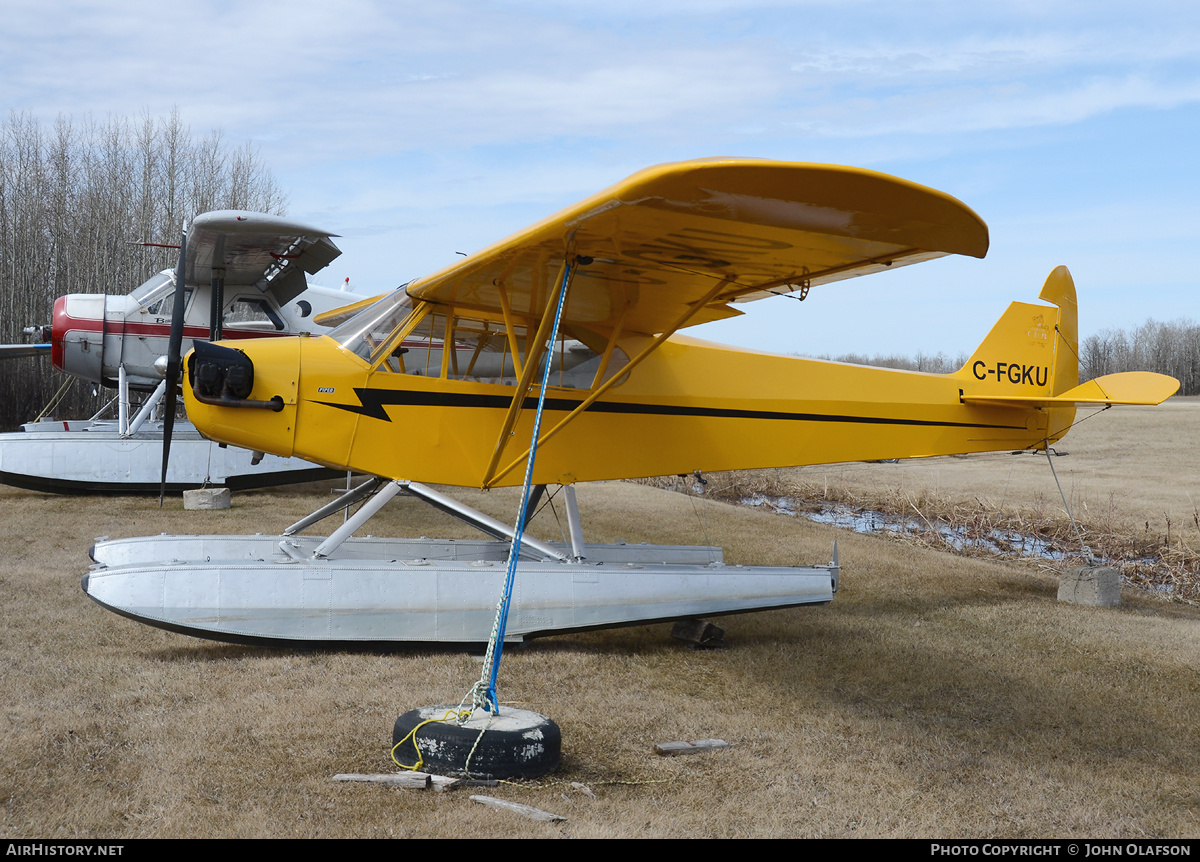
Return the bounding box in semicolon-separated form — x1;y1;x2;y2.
159;227;188;506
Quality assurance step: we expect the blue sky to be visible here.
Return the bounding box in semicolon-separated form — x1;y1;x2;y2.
4;1;1198;357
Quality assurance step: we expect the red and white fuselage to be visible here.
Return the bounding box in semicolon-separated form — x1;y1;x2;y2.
50;270;373;391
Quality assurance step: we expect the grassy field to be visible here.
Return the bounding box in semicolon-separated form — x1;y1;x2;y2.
0;401;1197;838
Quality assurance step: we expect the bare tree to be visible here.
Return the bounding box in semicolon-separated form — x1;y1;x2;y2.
0;110;288;429
1083;319;1200;396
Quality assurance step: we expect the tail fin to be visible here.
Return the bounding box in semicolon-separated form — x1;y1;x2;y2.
957;266;1178;408
955;266;1077;397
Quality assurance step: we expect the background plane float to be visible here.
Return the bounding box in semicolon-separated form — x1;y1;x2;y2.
84;159;1179;645
0;212;376;492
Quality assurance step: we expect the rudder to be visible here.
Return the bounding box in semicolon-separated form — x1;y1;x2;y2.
955;266;1078;398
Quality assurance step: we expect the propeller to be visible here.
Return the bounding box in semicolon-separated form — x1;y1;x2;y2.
159;224;189;507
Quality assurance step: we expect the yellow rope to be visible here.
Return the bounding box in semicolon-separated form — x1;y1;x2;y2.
389;709;470;772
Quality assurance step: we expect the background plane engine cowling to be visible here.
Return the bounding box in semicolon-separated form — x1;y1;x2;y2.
51;295;105;384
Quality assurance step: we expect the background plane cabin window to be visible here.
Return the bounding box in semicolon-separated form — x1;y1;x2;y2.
224;298;285;331
143;286;193;319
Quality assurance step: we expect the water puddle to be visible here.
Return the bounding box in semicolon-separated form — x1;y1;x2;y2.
735;494;1184;599
741;494;1071;562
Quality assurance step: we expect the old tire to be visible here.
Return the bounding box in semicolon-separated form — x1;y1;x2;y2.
391;705;561;779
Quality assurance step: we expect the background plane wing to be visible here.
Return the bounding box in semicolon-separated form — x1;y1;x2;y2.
0;343;50;358
312;293;388;328
186;211;342;306
406;158;989;336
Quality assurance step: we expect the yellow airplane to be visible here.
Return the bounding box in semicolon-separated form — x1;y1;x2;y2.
82;159;1179;650
180;158;1178;486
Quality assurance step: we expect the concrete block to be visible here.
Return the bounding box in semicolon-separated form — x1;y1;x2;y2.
1058;565;1120;607
671;619;725;648
183;487;231;510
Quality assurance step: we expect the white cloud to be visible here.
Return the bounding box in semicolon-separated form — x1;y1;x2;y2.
781;73;1200;138
8;2;1199;153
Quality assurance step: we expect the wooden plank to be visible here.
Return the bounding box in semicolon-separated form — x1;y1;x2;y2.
428;774;462;792
332;772;433;789
654;739;731;756
332;772;495;792
470;795;566;822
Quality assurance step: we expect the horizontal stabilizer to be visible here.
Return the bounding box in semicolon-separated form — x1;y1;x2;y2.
963;371;1179;407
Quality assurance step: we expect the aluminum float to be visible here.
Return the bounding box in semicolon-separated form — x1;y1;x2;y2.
83;480;838;647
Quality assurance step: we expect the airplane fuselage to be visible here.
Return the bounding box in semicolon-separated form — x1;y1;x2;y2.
183;315;1077;488
51;272;371;390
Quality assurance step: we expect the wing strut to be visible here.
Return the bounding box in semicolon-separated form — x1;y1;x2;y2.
496;283;524;378
479;259;575;489
484;275;734;489
588;300;631;390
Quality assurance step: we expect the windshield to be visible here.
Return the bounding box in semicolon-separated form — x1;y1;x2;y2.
328;288;415;363
130;271;175;311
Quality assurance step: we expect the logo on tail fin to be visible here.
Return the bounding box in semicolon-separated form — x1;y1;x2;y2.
1027;314;1049;342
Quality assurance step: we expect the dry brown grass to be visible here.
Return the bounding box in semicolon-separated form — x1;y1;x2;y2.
1;402;1199;838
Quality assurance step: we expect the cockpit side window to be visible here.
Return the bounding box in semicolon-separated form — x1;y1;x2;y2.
373;308;628;390
331;291;630;389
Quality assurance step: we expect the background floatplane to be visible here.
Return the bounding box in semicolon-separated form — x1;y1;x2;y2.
0;212;374;492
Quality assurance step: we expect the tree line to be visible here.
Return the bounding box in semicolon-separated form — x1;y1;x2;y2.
1080;319;1200;397
816;351;969;375
820;320;1200;397
0;110;286;430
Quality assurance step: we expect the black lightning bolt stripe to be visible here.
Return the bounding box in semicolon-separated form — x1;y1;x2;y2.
314;389;1025;430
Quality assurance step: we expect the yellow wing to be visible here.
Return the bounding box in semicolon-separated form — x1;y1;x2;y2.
407;158;989;336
